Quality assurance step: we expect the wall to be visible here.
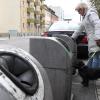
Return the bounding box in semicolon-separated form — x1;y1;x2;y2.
0;0;21;33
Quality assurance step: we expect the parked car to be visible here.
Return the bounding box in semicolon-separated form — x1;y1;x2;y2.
76;32;88;59
42;21;88;59
42;21;79;37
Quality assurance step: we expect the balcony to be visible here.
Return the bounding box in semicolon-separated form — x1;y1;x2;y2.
34;10;41;15
27;0;34;2
34;1;40;6
27;7;34;13
27;18;34;23
40;0;45;1
40;13;45;17
40;20;45;25
40;5;45;10
34;19;40;24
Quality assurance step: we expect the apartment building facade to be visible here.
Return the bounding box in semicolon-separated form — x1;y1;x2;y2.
44;5;58;31
49;6;64;21
20;0;45;35
0;0;59;36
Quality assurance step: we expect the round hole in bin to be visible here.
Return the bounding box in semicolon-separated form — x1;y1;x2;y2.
0;52;39;95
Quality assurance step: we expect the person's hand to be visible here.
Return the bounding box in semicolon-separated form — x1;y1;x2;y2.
95;40;100;47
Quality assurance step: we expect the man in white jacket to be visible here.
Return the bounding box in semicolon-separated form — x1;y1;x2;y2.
72;3;100;55
72;3;100;53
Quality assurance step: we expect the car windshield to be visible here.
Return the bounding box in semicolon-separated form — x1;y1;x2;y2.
49;21;79;31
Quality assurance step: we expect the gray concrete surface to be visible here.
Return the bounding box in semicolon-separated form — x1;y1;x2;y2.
0;37;99;100
30;37;72;100
72;74;97;100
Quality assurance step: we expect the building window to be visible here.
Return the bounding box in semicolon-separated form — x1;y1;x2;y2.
23;23;25;29
23;1;24;6
27;23;30;30
30;23;33;28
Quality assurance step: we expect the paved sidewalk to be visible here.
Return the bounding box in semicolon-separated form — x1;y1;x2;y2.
80;59;100;100
95;79;100;100
72;74;98;100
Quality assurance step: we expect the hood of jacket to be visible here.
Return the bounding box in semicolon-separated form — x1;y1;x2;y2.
86;7;98;16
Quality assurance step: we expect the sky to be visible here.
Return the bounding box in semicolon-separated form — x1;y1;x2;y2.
45;0;89;23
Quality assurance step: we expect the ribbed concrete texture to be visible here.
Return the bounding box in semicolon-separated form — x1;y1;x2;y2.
52;34;77;66
30;37;72;100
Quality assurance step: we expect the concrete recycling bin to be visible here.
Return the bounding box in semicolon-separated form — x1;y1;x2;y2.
0;45;53;100
52;34;77;67
30;37;73;100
